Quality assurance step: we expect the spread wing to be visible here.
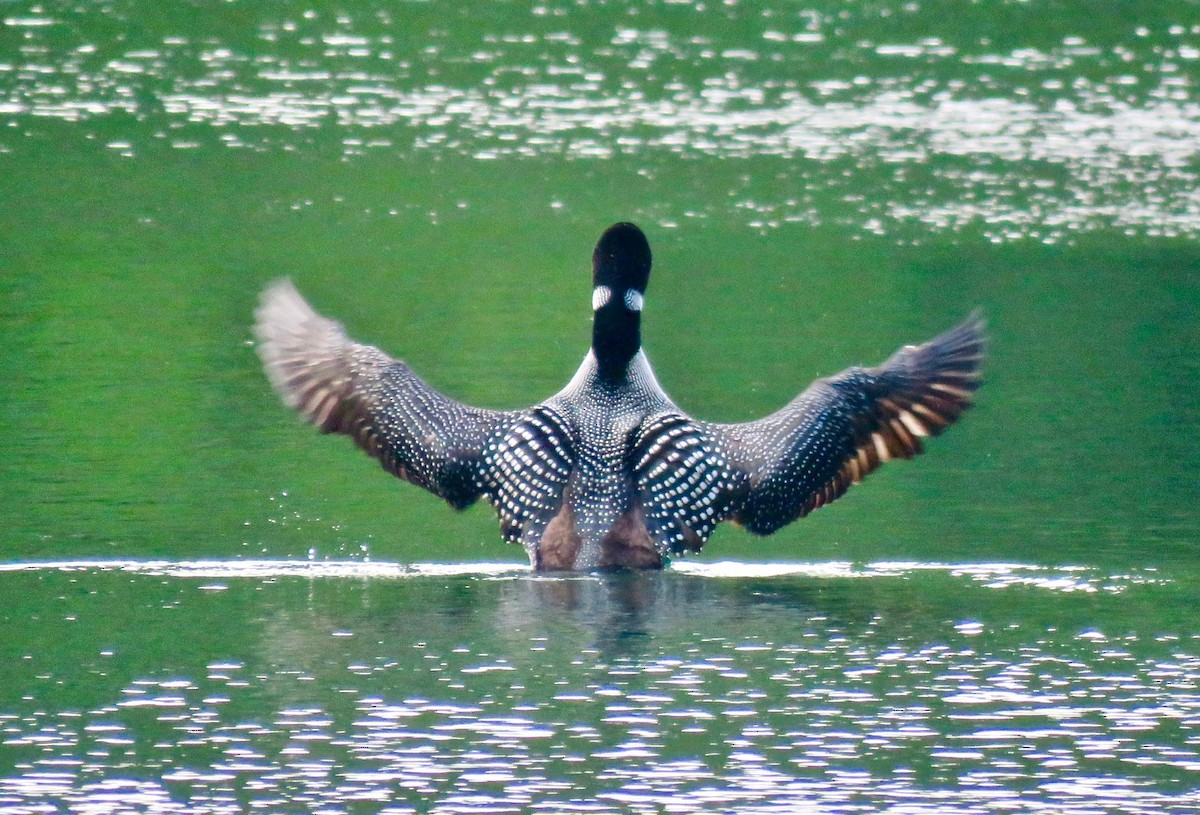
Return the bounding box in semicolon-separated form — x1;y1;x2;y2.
254;279;518;509
631;312;985;549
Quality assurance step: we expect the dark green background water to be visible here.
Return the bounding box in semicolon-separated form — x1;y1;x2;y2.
2;1;1198;812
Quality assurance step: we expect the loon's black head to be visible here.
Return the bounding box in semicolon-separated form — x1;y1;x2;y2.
593;221;651;298
591;222;651;378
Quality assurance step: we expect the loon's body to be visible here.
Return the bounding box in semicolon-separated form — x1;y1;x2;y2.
255;223;984;570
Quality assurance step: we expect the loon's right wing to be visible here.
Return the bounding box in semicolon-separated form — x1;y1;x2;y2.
254;279;519;509
630;313;984;551
708;312;986;534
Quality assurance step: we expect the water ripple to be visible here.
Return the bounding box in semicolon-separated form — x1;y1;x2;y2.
1;630;1197;813
2;7;1199;239
1;560;1196;813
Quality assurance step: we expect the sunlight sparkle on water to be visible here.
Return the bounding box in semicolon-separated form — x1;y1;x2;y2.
1;579;1197;814
3;9;1200;240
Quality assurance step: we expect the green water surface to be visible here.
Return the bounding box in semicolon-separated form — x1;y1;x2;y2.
2;1;1199;812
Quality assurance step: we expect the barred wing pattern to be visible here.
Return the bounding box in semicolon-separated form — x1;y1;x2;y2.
628;413;746;555
254;280;516;509
632;313;985;547
479;407;578;544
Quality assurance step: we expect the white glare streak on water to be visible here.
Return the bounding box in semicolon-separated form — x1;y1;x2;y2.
0;559;1167;594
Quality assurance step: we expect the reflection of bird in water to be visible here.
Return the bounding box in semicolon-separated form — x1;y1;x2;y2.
255;223;984;571
497;573;665;655
490;568;886;660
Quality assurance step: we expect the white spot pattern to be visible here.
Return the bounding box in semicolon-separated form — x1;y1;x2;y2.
538;350;673;568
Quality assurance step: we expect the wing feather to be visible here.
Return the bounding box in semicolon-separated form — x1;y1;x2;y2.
713;311;986;533
254;279;516;508
629;312;985;549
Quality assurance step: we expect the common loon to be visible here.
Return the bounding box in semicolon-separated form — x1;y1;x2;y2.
255;222;984;571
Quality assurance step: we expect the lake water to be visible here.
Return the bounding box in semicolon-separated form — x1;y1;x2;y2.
2;1;1199;813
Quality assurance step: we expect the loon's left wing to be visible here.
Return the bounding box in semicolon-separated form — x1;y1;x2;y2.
631;313;984;552
254;279;518;509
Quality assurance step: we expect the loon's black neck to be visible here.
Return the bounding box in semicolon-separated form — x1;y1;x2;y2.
593;304;641;379
589;222;651;381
